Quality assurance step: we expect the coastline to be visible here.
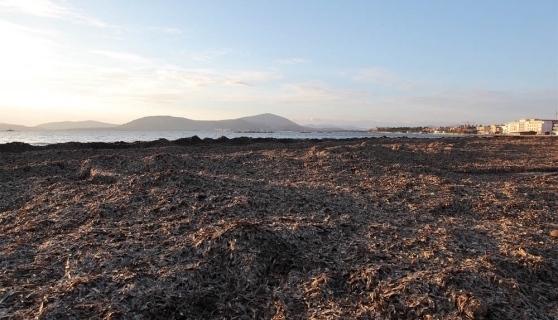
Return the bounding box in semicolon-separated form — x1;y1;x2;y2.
1;136;557;318
1;134;555;152
0;130;488;147
0;135;460;152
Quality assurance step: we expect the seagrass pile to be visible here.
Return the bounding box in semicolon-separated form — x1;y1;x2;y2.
0;136;556;319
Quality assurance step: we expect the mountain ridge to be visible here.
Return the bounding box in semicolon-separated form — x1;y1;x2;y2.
2;113;314;132
119;113;309;131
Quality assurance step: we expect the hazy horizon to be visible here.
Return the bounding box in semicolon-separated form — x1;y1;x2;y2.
6;111;552;130
1;0;557;127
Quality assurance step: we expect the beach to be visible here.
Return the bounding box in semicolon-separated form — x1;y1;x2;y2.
0;136;557;319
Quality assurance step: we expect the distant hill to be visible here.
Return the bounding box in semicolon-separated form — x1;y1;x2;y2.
35;121;116;130
119;113;310;131
0;123;32;131
238;113;310;131
2;114;313;132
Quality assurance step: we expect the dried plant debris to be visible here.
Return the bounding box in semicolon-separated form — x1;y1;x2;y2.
0;136;557;319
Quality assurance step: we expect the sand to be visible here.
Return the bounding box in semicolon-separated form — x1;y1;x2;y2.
0;136;557;319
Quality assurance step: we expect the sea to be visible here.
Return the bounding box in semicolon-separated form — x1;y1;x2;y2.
0;130;457;146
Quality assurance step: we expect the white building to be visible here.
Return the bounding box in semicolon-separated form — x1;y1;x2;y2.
504;119;556;135
477;124;504;134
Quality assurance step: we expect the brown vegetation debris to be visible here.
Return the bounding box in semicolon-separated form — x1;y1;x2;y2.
0;136;557;319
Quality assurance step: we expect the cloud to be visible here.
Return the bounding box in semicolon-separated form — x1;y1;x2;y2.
92;50;152;64
213;81;365;105
0;19;59;86
0;18;60;38
278;82;357;103
275;57;308;65
0;0;72;18
27;60;281;108
0;19;282;124
152;67;280;88
1;14;554;126
182;48;233;63
0;0;110;27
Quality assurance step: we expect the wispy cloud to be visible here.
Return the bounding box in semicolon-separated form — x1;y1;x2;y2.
1;7;553;126
0;18;283;124
0;0;73;18
182;49;233;63
0;0;110;27
279;82;354;103
0;18;60;38
92;50;152;64
215;81;364;105
152;66;280;88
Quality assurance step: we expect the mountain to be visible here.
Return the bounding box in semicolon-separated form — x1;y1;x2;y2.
1;114;313;132
238;113;309;131
0;123;32;131
119;116;201;131
35;121;116;130
119;113;310;131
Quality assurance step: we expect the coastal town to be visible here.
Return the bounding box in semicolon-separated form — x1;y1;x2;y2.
375;118;558;135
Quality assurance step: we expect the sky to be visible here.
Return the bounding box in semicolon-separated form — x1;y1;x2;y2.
0;0;557;127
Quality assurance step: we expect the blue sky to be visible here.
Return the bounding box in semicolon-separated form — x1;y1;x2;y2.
0;0;557;127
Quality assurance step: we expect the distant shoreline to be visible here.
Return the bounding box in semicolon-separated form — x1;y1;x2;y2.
0;130;473;146
1;134;553;153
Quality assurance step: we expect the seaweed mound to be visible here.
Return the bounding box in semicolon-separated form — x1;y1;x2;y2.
0;136;557;319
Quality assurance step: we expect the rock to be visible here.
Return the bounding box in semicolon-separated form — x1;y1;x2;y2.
550;230;558;238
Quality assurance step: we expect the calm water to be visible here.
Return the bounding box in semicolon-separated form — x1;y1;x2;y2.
0;130;455;146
